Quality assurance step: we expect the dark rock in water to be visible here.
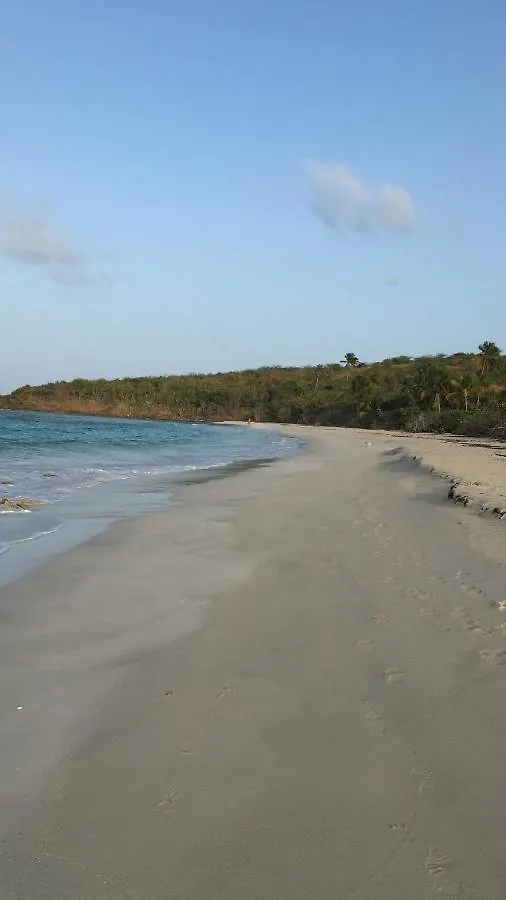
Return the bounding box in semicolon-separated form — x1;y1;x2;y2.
0;497;46;511
0;498;18;510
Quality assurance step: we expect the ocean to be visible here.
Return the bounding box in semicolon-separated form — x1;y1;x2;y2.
0;411;300;583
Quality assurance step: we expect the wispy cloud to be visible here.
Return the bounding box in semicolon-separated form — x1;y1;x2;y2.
0;198;109;287
50;264;95;287
308;163;418;235
3;214;80;267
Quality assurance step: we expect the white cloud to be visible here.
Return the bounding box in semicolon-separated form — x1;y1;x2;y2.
3;215;80;267
308;163;418;235
0;199;107;287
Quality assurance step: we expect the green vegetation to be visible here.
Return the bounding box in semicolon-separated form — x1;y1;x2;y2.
2;342;505;438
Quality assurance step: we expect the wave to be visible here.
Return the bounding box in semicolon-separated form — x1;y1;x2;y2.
0;421;301;563
0;448;299;508
0;522;65;556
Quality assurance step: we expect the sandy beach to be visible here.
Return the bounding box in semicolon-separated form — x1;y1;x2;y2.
2;426;506;898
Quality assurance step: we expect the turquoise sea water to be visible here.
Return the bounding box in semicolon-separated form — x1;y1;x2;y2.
0;411;299;567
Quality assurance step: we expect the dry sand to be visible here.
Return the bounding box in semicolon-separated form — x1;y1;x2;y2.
1;426;506;898
383;431;506;518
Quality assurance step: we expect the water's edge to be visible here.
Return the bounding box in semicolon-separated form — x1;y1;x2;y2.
0;450;300;590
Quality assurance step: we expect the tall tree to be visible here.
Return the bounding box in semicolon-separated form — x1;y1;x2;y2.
341;352;359;368
350;373;376;414
478;341;501;375
458;371;477;412
409;361;453;414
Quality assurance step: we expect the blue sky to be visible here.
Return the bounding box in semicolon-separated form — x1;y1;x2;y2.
1;0;505;392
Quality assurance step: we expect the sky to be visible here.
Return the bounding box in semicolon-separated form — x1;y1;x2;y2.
1;0;505;392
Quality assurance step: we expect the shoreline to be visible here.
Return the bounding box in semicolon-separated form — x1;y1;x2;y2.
0;441;318;810
0;421;301;588
2;427;506;895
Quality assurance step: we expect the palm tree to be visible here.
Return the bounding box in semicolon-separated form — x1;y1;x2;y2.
341;352;360;392
478;341;501;376
341;352;360;368
409;361;453;414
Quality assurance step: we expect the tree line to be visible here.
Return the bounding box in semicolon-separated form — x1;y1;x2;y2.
2;342;505;438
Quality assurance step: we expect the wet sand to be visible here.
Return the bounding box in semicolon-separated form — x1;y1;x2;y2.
2;427;506;898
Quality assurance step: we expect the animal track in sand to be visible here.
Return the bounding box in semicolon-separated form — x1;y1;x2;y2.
384;668;404;685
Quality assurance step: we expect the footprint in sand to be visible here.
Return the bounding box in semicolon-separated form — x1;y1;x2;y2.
372;614;389;625
385;668;404;685
411;763;436;798
459;579;485;599
155;788;183;811
480;649;506;666
451;607;492;635
451;606;468;620
362;701;386;735
216;686;234;699
462;617;492;636
425;848;461;896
